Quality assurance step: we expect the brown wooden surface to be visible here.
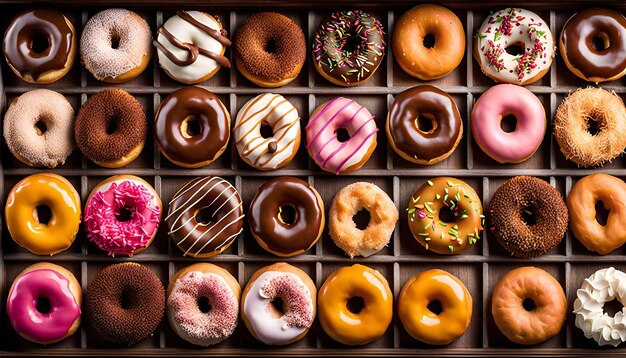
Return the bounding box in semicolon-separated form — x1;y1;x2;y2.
1;1;626;356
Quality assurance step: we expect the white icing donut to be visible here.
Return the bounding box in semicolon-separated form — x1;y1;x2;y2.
574;267;626;347
475;8;554;85
234;93;301;170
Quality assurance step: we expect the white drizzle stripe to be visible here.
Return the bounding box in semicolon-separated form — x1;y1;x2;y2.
167;177;227;226
192;213;244;256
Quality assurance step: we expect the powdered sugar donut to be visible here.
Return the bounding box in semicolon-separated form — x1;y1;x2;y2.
167;263;240;346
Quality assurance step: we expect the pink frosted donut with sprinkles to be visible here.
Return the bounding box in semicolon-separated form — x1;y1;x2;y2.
167;263;240;346
474;8;555;85
306;97;378;174
84;175;161;256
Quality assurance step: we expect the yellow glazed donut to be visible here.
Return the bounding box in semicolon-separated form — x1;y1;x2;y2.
318;264;392;346
398;269;472;345
5;173;81;255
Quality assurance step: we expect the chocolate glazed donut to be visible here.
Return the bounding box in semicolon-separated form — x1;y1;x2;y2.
386;85;463;165
155;87;230;168
248;177;324;257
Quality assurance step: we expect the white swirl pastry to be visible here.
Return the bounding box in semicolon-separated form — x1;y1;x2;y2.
573;267;626;347
234;93;301;170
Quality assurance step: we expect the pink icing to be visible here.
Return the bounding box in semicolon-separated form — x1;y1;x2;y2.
306;97;378;174
261;275;313;328
84;180;160;256
7;269;81;343
471;84;546;163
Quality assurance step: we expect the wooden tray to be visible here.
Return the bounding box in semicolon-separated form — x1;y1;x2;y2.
0;0;625;356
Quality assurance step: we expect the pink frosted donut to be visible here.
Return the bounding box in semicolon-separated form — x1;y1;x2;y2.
306;97;378;174
471;84;546;163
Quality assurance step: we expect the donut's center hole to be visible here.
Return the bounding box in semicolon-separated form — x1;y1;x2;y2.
34;119;48;136
505;42;525;56
346;296;365;314
342;35;360;54
260;122;273;139
278;204;298;225
427;299;443;315
416;114;437;134
182;116;202;138
500;114;517;133
585;114;603;136
423;33;436;49
591;32;610;52
105;115;120;135
110;33;121;50
115;206;133;222
521;206;537;226
35;297;51;314
335;128;350;143
595;200;610;226
439;206;458;223
30;34;49;54
522;298;536;311
264;37;278;54
353;208;371;230
603;299;623;317
195;207;216;226
33;205;52;225
197;296;212;314
120;290;133;309
270;297;285;315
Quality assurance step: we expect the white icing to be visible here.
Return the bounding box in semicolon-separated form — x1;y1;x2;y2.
573;267;626;347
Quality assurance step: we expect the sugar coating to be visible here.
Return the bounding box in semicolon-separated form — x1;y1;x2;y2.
261;274;313;328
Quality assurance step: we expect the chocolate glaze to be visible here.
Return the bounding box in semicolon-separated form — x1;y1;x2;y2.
561;8;626;80
388;85;462;162
155;86;230;166
248;177;323;255
3;9;73;81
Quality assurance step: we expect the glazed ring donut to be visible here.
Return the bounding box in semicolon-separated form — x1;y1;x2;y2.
567;174;626;255
167;263;240;346
471;84;546;163
155;86;231;168
85;263;165;345
5;173;81;255
306;97;378;174
234;93;301;170
560;9;626;83
392;4;465;80
248;177;324;257
398;269;472;345
3;89;75;168
492;266;567;345
312;10;385;86
329;182;398;258
488;176;568;258
7;263;81;345
3;9;76;84
75;88;147;168
554;87;626;167
80;9;152;83
407;177;483;255
234;12;306;87
318;264;393;346
241;263;316;345
386;85;463;165
474;8;554;85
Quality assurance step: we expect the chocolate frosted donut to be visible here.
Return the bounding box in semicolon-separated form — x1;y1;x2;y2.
166;176;244;258
155;87;230;168
386;85;463;165
248;177;324;257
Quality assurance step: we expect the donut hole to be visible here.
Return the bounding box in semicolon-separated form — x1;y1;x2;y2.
427;299;443;315
260;122;273;139
505;42;525;56
270;297;286;316
278;204;298;225
346;296;365;314
195;207;216;226
105;115;121;135
521;206;537;226
264;37;278;54
181;116;202;138
603;299;624;317
342;35;360;54
585;113;604;136
35;297;51;314
591;32;610;52
110;32;121;50
353;208;371;230
522;298;536;311
197;296;212;314
423;33;436;49
336;128;351;143
33;205;52;225
34;119;48;136
115;206;134;222
415;114;437;134
500;114;518;133
30;33;50;54
439;206;458;223
120;289;135;309
595;200;610;226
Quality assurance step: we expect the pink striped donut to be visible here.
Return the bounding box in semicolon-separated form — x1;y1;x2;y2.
306;97;378;174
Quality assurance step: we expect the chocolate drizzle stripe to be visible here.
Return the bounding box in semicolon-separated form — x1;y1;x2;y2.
154;27;198;66
178;10;232;47
238;106;296;150
252;121;300;164
257;135;299;166
234;95;284;132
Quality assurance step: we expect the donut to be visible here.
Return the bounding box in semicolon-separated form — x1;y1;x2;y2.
318;264;392;346
166;176;244;258
85;263;165;345
407;177;483;255
248;177;324;257
329;182;398;258
234;93;301;171
3;9;76;84
492;266;567;345
488;176;568;258
398;269;472;345
386;85;463;165
7;263;81;345
568;174;626;255
553;87;626;167
471;84;546;163
5;173;80;256
75;88;147;168
167;263;240;346
80;9;151;83
155;86;230;168
312;10;385;86
3;89;75;168
392;5;465;80
241;263;315;345
560;9;626;83
306;97;378;174
574;267;626;347
84;175;161;257
234;12;306;87
154;11;231;84
474;8;554;85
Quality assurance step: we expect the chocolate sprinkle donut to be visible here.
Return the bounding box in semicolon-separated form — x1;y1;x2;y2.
85;263;165;345
488;176;568;258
